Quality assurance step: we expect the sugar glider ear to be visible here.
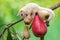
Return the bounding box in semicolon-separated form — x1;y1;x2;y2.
17;9;23;16
17;9;20;16
47;9;55;21
40;8;55;21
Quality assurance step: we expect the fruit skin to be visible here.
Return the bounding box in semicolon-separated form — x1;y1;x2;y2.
32;14;47;37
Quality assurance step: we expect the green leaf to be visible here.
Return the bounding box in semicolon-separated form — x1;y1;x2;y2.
11;27;20;40
7;29;13;40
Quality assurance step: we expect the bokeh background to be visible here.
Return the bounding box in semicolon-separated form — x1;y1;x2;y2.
0;0;60;40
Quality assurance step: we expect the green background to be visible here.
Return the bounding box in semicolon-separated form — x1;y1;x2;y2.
0;0;60;40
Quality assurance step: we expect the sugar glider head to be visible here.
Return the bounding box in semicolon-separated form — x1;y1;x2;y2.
18;8;34;24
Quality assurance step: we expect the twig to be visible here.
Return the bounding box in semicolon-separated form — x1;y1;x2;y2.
40;37;44;40
1;34;4;40
0;19;23;37
49;2;60;10
0;2;60;37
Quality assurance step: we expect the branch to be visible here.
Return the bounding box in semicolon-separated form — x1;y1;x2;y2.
0;19;23;37
0;2;60;37
1;34;4;40
49;2;60;10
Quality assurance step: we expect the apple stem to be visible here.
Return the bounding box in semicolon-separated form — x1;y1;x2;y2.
40;36;44;40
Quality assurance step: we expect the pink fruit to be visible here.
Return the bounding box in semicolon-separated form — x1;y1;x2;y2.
32;14;47;38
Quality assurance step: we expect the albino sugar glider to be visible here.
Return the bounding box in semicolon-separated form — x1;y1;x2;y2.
18;3;55;26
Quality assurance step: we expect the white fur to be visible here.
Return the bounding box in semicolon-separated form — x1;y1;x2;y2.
18;3;55;21
39;8;55;21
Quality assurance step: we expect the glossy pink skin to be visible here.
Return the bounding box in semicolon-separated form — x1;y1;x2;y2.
32;14;47;37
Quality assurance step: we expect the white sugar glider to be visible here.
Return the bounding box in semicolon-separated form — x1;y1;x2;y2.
18;3;55;25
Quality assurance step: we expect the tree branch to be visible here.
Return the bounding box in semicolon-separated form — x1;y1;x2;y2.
0;2;60;37
1;34;4;40
49;2;60;10
0;19;23;37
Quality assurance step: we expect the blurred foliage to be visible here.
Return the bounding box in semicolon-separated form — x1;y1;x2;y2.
7;29;13;40
0;0;60;40
6;27;20;40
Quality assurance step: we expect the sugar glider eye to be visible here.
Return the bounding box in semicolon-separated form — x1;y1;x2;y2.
25;14;28;16
21;14;23;16
20;10;24;16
